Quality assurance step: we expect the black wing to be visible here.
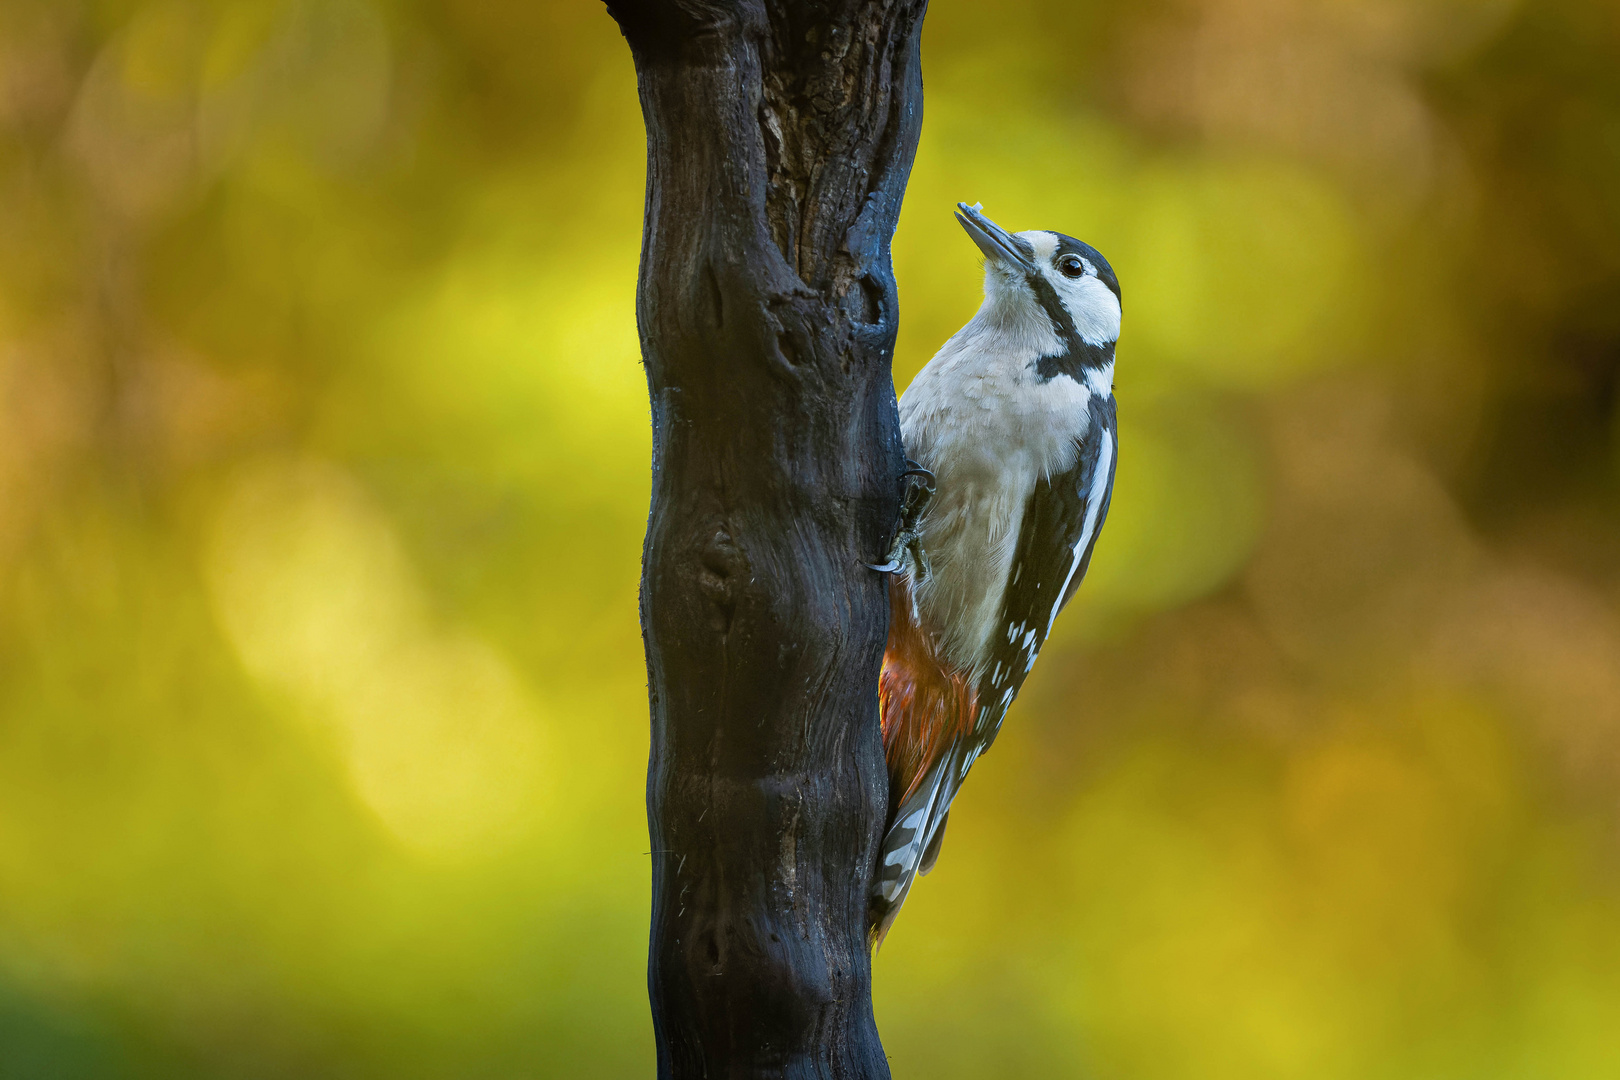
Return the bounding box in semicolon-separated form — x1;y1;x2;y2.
972;394;1117;747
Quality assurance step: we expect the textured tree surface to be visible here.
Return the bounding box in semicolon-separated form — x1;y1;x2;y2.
605;1;928;1076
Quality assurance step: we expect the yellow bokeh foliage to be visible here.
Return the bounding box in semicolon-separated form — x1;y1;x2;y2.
1;0;1618;1076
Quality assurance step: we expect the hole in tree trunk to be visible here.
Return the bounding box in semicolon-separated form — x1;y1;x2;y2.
777;330;800;367
858;274;883;326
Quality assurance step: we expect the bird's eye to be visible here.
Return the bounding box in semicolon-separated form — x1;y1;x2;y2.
1058;255;1085;278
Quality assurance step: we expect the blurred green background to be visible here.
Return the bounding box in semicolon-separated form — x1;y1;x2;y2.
2;0;1619;1076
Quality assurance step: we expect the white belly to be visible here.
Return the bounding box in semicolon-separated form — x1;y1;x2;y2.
898;344;1096;677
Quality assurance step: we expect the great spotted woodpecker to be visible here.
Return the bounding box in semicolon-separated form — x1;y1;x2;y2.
870;203;1121;942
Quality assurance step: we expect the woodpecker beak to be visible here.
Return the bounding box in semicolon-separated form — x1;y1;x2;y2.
955;202;1034;273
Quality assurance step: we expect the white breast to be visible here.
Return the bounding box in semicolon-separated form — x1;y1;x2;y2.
899;300;1099;677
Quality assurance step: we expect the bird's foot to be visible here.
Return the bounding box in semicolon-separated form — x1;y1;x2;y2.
869;461;935;581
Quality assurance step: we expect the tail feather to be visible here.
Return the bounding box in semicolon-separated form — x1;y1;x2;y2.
869;759;952;946
870;576;978;945
918;810;949;875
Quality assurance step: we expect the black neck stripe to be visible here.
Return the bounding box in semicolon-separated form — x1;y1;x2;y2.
1025;271;1114;383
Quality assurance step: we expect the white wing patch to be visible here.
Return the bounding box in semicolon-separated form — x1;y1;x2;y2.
1084;361;1114;398
1047;427;1114;638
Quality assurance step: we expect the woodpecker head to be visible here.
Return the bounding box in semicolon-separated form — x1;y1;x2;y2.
955;202;1121;361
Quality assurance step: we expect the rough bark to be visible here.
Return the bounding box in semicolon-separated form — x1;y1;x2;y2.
603;1;927;1075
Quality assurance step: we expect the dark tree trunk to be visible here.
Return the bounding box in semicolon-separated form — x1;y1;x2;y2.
603;1;926;1075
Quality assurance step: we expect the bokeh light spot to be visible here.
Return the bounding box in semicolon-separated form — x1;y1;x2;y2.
206;458;548;857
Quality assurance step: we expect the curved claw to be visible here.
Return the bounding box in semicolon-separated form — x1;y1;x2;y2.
900;461;936;492
870;459;938;581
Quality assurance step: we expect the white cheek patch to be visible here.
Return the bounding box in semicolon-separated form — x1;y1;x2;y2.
1064;277;1121;346
1013;231;1120;346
